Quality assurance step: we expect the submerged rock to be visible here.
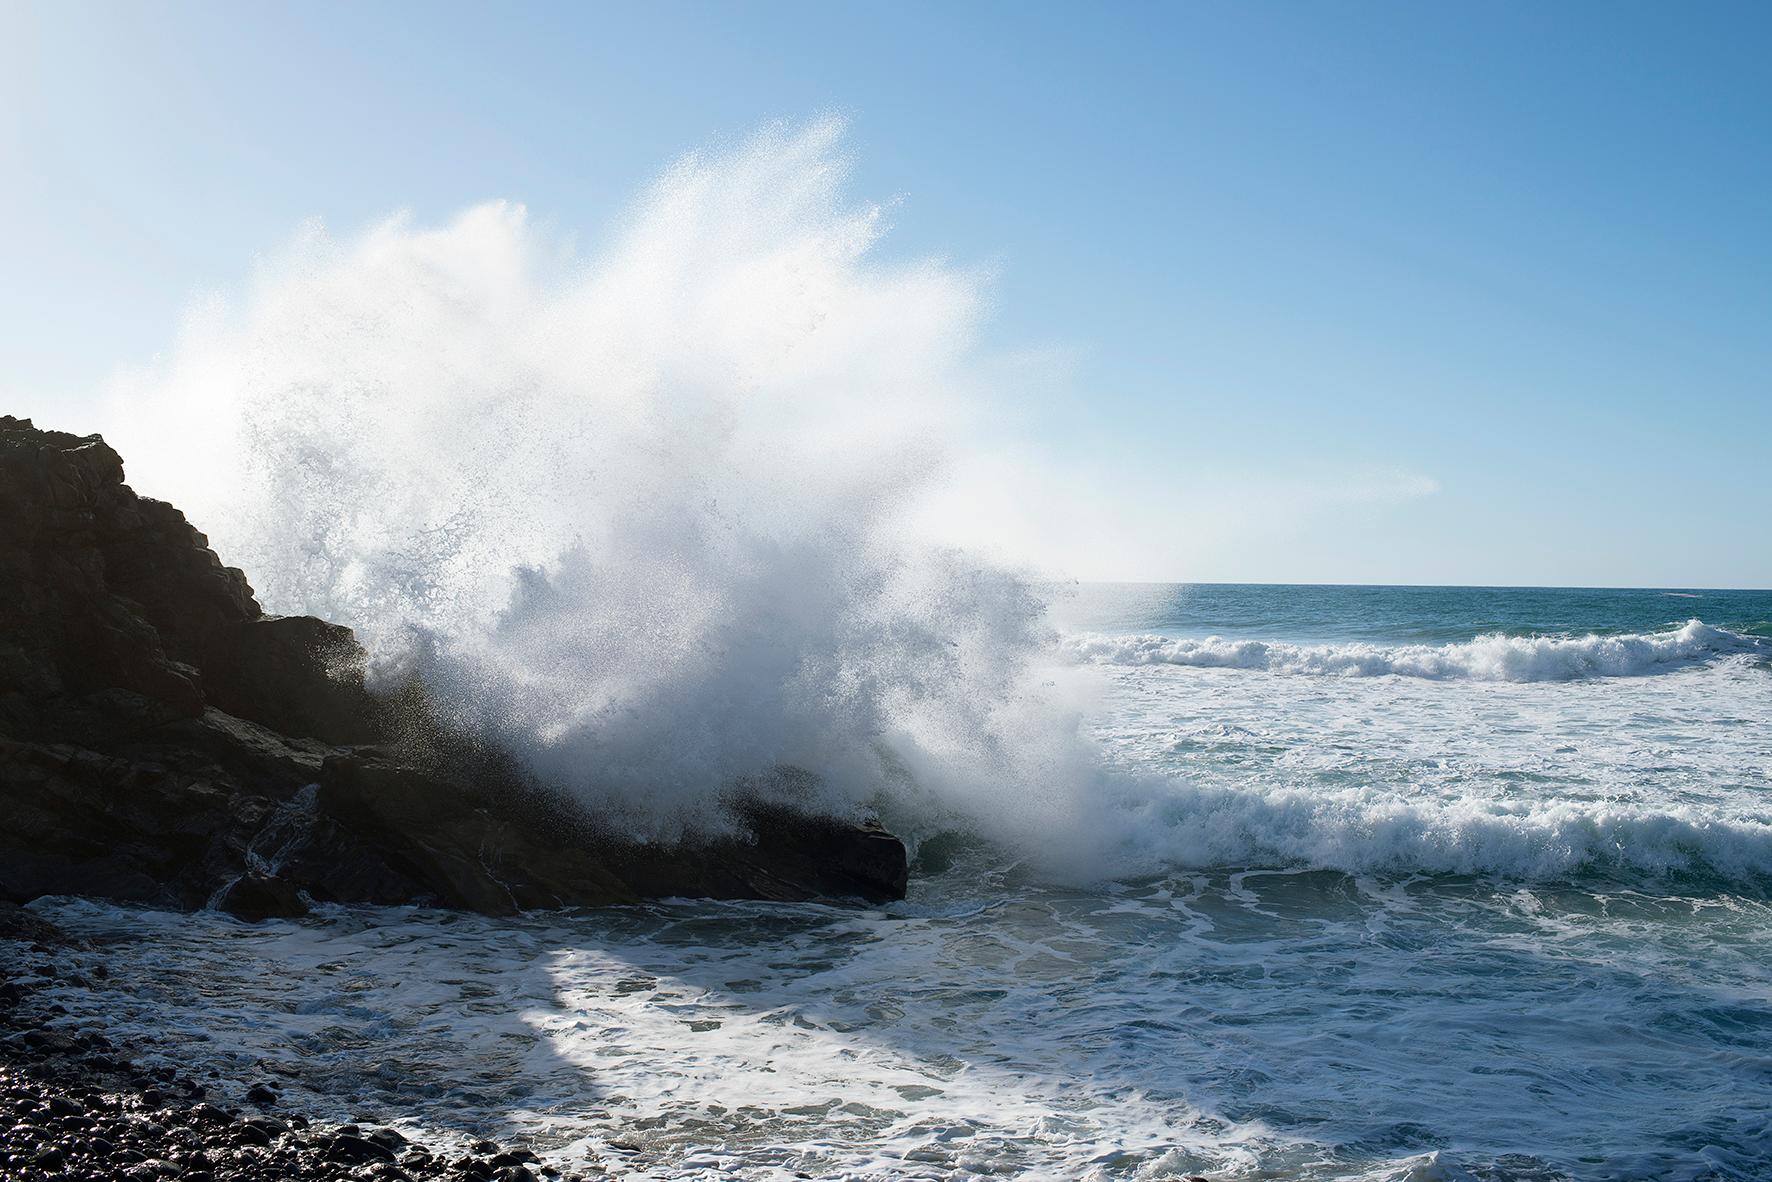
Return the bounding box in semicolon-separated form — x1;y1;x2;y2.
213;873;309;922
0;415;908;914
0;902;68;945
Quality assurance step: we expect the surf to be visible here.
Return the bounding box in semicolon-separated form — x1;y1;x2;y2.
89;123;1772;897
1064;618;1764;681
98;118;1085;848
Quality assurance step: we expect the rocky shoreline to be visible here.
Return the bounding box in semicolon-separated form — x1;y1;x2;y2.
1;414;907;917
2;904;586;1182
0;415;909;1177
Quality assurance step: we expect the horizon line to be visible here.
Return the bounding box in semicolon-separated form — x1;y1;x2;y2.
1044;579;1772;594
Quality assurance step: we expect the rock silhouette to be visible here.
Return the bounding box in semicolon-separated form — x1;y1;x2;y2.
0;416;907;917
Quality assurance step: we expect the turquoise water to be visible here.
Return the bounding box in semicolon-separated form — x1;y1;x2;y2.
23;584;1772;1181
1051;581;1772;646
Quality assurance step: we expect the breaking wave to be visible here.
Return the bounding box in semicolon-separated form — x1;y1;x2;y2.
1065;618;1763;681
101;118;1088;845
1086;777;1772;886
92;118;1772;890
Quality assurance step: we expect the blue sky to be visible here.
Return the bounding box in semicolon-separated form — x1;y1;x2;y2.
5;1;1769;587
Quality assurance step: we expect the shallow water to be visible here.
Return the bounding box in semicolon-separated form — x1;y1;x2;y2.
23;584;1772;1181
27;872;1772;1181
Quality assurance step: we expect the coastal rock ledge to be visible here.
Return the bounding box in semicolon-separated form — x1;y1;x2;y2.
0;416;908;917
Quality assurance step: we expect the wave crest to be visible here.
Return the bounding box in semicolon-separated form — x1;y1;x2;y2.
1063;619;1762;681
1090;778;1772;886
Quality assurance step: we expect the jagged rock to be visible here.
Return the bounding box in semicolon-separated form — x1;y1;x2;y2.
0;902;69;945
0;416;908;915
202;614;380;745
292;751;637;913
0;414;363;743
213;874;309;922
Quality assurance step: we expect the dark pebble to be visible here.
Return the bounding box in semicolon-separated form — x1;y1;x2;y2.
234;1121;273;1145
190;1101;232;1124
326;1131;398;1164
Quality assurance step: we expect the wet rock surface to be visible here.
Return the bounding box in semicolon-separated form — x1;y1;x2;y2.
0;415;908;915
1;907;585;1181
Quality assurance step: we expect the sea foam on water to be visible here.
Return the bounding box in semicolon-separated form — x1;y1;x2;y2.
1065;617;1761;680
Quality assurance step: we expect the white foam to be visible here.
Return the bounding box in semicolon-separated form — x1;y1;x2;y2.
23;872;1772;1182
86;118;1772;894
1063;641;1772;886
100;119;1079;843
1087;774;1772;883
1064;618;1760;681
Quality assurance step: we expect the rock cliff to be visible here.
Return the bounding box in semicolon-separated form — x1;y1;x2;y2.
0;416;907;917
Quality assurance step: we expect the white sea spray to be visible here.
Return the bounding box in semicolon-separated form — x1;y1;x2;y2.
94;122;1772;891
100;119;1091;847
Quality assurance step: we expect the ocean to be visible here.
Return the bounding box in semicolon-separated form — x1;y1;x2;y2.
27;584;1772;1181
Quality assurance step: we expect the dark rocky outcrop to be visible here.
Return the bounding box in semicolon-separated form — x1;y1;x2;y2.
0;415;907;916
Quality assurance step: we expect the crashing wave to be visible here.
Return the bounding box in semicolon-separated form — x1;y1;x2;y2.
1082;775;1772;885
98;119;1090;845
1063;618;1761;681
90;115;1772;890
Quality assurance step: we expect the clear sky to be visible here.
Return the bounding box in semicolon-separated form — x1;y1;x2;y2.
5;1;1769;587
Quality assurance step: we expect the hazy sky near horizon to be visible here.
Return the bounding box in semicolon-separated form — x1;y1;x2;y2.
4;1;1769;588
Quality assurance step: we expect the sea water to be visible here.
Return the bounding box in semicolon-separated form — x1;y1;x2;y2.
25;584;1772;1181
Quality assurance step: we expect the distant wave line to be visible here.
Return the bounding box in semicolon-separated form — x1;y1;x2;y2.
1061;619;1764;682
